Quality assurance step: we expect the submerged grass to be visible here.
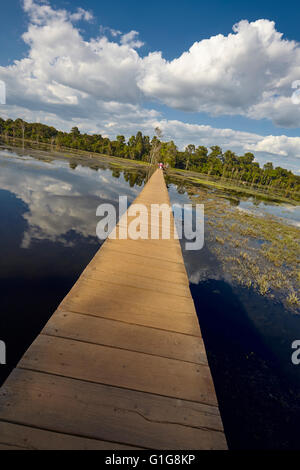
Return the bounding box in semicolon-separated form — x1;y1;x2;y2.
172;170;300;205
174;179;300;312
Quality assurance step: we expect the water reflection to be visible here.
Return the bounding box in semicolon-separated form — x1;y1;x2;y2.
238;199;300;227
0;148;147;386
191;280;300;449
0;149;146;248
166;174;300;227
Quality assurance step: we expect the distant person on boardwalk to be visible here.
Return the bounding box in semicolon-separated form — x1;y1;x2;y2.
159;162;164;169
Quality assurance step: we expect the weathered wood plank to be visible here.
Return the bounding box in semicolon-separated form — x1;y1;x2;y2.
112;221;179;241
81;267;191;298
89;248;188;275
101;238;184;263
19;335;217;405
42;310;207;364
0;443;24;450
0;369;226;449
85;251;189;284
61;279;197;316
0;421;137;450
56;305;201;336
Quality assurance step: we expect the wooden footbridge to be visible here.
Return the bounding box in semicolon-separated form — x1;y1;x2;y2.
0;169;227;450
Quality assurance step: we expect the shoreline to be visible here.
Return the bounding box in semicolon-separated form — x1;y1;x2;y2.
1;139;299;206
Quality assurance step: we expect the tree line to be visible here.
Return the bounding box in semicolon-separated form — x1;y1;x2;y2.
0;117;299;194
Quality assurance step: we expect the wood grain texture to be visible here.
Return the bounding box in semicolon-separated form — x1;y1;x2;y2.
0;369;227;449
43;310;207;364
19;335;217;404
0;421;137;450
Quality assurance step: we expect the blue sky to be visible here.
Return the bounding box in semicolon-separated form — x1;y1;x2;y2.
2;0;300;64
0;0;300;171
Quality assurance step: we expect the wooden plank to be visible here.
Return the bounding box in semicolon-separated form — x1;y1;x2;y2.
61;279;197;316
0;422;137;450
0;369;227;450
89;248;188;275
81;267;191;298
85;251;189;284
101;239;184;263
56;305;201;337
113;221;179;240
19;335;217;405
0;443;24;450
42;310;207;364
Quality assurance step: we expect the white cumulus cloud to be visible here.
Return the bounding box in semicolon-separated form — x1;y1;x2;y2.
0;1;299;170
138;19;300;127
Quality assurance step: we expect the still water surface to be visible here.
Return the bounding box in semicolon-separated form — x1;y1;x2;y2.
0;148;299;449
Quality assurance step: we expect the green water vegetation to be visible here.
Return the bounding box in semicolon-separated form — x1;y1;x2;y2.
1;117;299;202
170;171;299;205
206;200;299;310
168;176;300;312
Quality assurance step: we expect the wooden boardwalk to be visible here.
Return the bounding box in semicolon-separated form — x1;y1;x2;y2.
0;169;227;450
